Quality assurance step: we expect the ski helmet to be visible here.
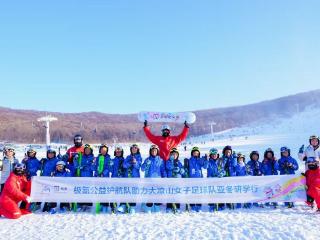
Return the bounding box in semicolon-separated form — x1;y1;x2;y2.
114;146;124;157
99;144;108;154
161;125;171;132
149;145;159;155
250;151;260;160
47;148;56;158
4;147;15;156
56;160;66;166
309;135;320;146
13;163;26;176
222;145;232;155
307;157;319;170
170;148;179;158
191;146;200;156
280;146;290;156
27;147;37;156
130;144;140;154
237;153;245;159
74;134;83;147
209;148;219;158
84;144;93;154
264;148;275;159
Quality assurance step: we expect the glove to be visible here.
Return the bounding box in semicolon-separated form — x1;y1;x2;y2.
144;120;148;127
26;196;31;203
173;167;180;173
204;154;208;160
299;145;305;154
184;121;189;128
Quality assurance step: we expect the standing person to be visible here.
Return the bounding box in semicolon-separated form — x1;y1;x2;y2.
40;148;59;177
305;157;320;212
121;144;142;214
235;153;251;209
186;146;208;212
299;135;320;171
73;144;95;211
261;148;279;208
0;163;31;219
111;146;125;213
278;146;299;208
207;148;227;211
141;145;167;213
0;147;19;193
247;151;263;207
143;120;189;161
221;146;237;209
166;148;185;213
65;134;85;175
22;148;41;180
94;144;111;213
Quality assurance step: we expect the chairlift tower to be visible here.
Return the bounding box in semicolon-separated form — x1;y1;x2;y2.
37;115;57;148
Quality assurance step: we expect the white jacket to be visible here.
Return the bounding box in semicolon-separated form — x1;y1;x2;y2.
0;157;19;184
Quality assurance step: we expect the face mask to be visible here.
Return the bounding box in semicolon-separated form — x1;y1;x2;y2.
308;164;319;170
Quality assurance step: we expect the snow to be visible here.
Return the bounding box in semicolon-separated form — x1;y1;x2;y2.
1;107;320;239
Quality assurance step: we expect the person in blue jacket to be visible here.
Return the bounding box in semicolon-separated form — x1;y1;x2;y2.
235;153;251;208
166;147;185;213
44;161;72;214
74;144;95;177
207;148;227;212
222;146;237;177
40;148;59;177
141;145;166;213
261;148;279;208
73;144;95;211
111;146;125;178
187;146;208;212
119;144;142;214
246;151;263;207
261;148;279;176
221;146;237;209
247;151;262;176
22;148;41;180
278;146;299;208
94;144;112;213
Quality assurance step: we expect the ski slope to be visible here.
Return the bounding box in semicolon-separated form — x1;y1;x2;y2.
1;107;320;240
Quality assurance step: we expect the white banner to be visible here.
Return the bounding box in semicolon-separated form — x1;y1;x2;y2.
30;175;306;203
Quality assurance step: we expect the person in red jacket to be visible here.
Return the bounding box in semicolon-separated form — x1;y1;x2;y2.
64;134;85;175
143;120;189;161
0;163;31;219
305;157;320;211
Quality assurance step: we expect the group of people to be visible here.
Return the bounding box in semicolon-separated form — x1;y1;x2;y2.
1;121;320;219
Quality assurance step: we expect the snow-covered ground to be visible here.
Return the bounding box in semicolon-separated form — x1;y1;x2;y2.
1;107;320;239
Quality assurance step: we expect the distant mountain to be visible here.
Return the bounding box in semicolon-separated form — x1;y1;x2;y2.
1;89;320;144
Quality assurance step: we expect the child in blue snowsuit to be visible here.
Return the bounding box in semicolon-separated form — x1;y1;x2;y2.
94;144;112;213
40;148;59;177
187;146;208;212
73;144;95;210
22;148;41;180
261;148;279;208
222;145;237;209
166;148;185;213
235;153;250;208
278;146;299;208
73;144;95;177
141;145;166;213
44;161;72;214
246;151;263;207
119;144;142;214
207;148;227;211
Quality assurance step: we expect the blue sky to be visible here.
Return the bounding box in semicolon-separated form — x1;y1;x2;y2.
0;0;319;114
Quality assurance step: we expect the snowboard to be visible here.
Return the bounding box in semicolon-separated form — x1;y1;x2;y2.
138;111;196;124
